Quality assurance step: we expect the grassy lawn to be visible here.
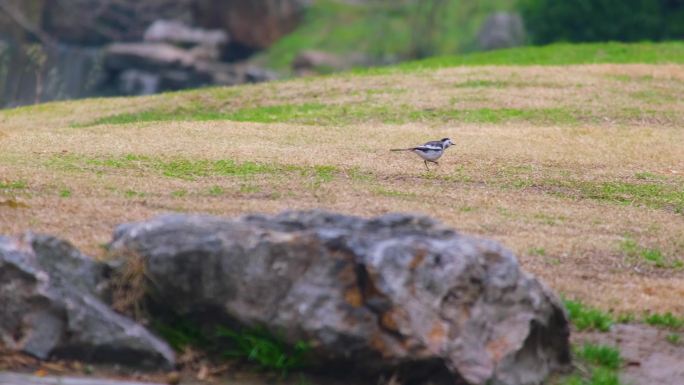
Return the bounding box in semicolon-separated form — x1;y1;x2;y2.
1;44;684;319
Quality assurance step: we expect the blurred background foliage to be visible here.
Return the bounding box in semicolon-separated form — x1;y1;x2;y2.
258;0;517;71
520;0;684;44
0;0;682;107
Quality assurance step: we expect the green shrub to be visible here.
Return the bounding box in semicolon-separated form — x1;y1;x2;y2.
519;0;684;44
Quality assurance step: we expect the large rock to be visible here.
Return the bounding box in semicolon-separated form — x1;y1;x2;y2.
0;234;175;369
109;211;570;385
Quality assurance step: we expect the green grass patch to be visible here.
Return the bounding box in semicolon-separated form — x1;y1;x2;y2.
153;316;311;376
46;154;345;186
644;312;684;329
216;326;311;375
528;247;546;256
0;180;28;190
579;181;684;211
564;299;613;332
227;103;329;123
208;186;225;196
79;103;331;127
563;343;623;385
80;103;581;127
124;189;145;198
362;42;684;74
312;165;337;183
619;237;679;268
537;178;684;213
160;159;276;180
575;344;621;370
666;333;681;345
410;107;577;125
152;316;209;351
59;189;71;198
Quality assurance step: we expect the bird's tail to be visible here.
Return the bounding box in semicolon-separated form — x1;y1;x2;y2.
390;148;413;152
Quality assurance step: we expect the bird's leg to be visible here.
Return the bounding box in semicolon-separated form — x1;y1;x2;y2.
423;160;430;171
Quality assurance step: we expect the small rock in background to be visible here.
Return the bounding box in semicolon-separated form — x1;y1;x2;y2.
292;49;368;75
144;20;229;48
477;12;526;51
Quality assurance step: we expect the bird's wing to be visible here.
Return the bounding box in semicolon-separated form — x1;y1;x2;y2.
421;140;443;149
414;141;443;151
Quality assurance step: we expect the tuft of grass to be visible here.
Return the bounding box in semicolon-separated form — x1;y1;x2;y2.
587;368;620;385
153;317;311;376
124;189;145;198
312;165;337;183
640;248;666;267
666;333;681;345
152;317;209;351
0;180;28;190
643;312;684;329
216;326;311;376
620;237;674;268
208;186;225;196
59;189;71;198
564;299;613;332
576;344;621;370
171;189;187;198
528;247;546;256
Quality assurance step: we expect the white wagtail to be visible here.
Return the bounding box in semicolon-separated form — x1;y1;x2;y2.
390;138;454;171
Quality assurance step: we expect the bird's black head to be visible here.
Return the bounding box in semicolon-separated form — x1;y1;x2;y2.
441;137;454;148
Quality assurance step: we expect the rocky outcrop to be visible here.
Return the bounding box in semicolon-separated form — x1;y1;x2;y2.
41;0;194;46
103;20;276;95
109;211;571;385
0;234;175;369
0;0;294;106
477;12;526;51
144;19;228;48
194;0;308;53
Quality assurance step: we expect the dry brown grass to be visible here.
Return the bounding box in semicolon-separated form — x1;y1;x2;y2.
1;64;683;315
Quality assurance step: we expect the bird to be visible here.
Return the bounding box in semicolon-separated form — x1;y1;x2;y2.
390;138;454;171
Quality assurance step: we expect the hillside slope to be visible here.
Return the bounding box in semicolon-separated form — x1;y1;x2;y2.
1;44;684;317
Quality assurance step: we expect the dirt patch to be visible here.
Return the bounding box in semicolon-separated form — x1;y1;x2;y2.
574;324;684;385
